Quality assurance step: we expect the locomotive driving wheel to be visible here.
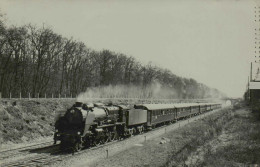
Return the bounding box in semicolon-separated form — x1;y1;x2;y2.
138;126;144;134
74;141;83;152
105;131;112;143
111;128;119;141
93;139;101;146
141;126;145;133
129;128;134;136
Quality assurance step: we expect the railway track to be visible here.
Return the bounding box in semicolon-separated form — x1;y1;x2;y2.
0;109;219;167
0;141;54;160
1;140;120;167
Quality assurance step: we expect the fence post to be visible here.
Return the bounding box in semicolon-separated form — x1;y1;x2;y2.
65;94;66;98
20;92;21;99
106;149;108;158
38;93;39;99
45;93;46;99
29;92;30;100
52;93;53;99
10;92;11;99
0;92;1;99
59;93;60;99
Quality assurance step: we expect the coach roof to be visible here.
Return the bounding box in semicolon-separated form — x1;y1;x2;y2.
134;104;175;110
135;103;201;110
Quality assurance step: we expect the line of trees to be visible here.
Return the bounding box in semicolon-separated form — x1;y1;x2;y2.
0;14;225;99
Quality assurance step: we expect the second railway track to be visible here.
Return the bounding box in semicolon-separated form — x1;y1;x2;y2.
0;141;54;160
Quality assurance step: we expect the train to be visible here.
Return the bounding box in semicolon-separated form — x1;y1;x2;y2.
54;102;222;151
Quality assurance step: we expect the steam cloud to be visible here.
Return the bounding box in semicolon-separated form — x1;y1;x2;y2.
76;82;225;103
76;82;178;102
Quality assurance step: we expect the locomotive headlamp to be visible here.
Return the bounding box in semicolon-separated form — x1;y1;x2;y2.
77;132;81;135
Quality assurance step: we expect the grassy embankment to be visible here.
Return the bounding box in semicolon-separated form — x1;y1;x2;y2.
165;105;260;166
0;99;75;146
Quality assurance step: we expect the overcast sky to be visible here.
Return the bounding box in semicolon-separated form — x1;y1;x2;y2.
0;0;256;98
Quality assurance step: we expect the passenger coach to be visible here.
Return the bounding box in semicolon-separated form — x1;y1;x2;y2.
134;103;221;129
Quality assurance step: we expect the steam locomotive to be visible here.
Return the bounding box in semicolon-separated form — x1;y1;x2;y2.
54;102;221;151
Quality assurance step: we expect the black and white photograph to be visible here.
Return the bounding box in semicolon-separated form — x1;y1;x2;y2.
0;0;259;166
